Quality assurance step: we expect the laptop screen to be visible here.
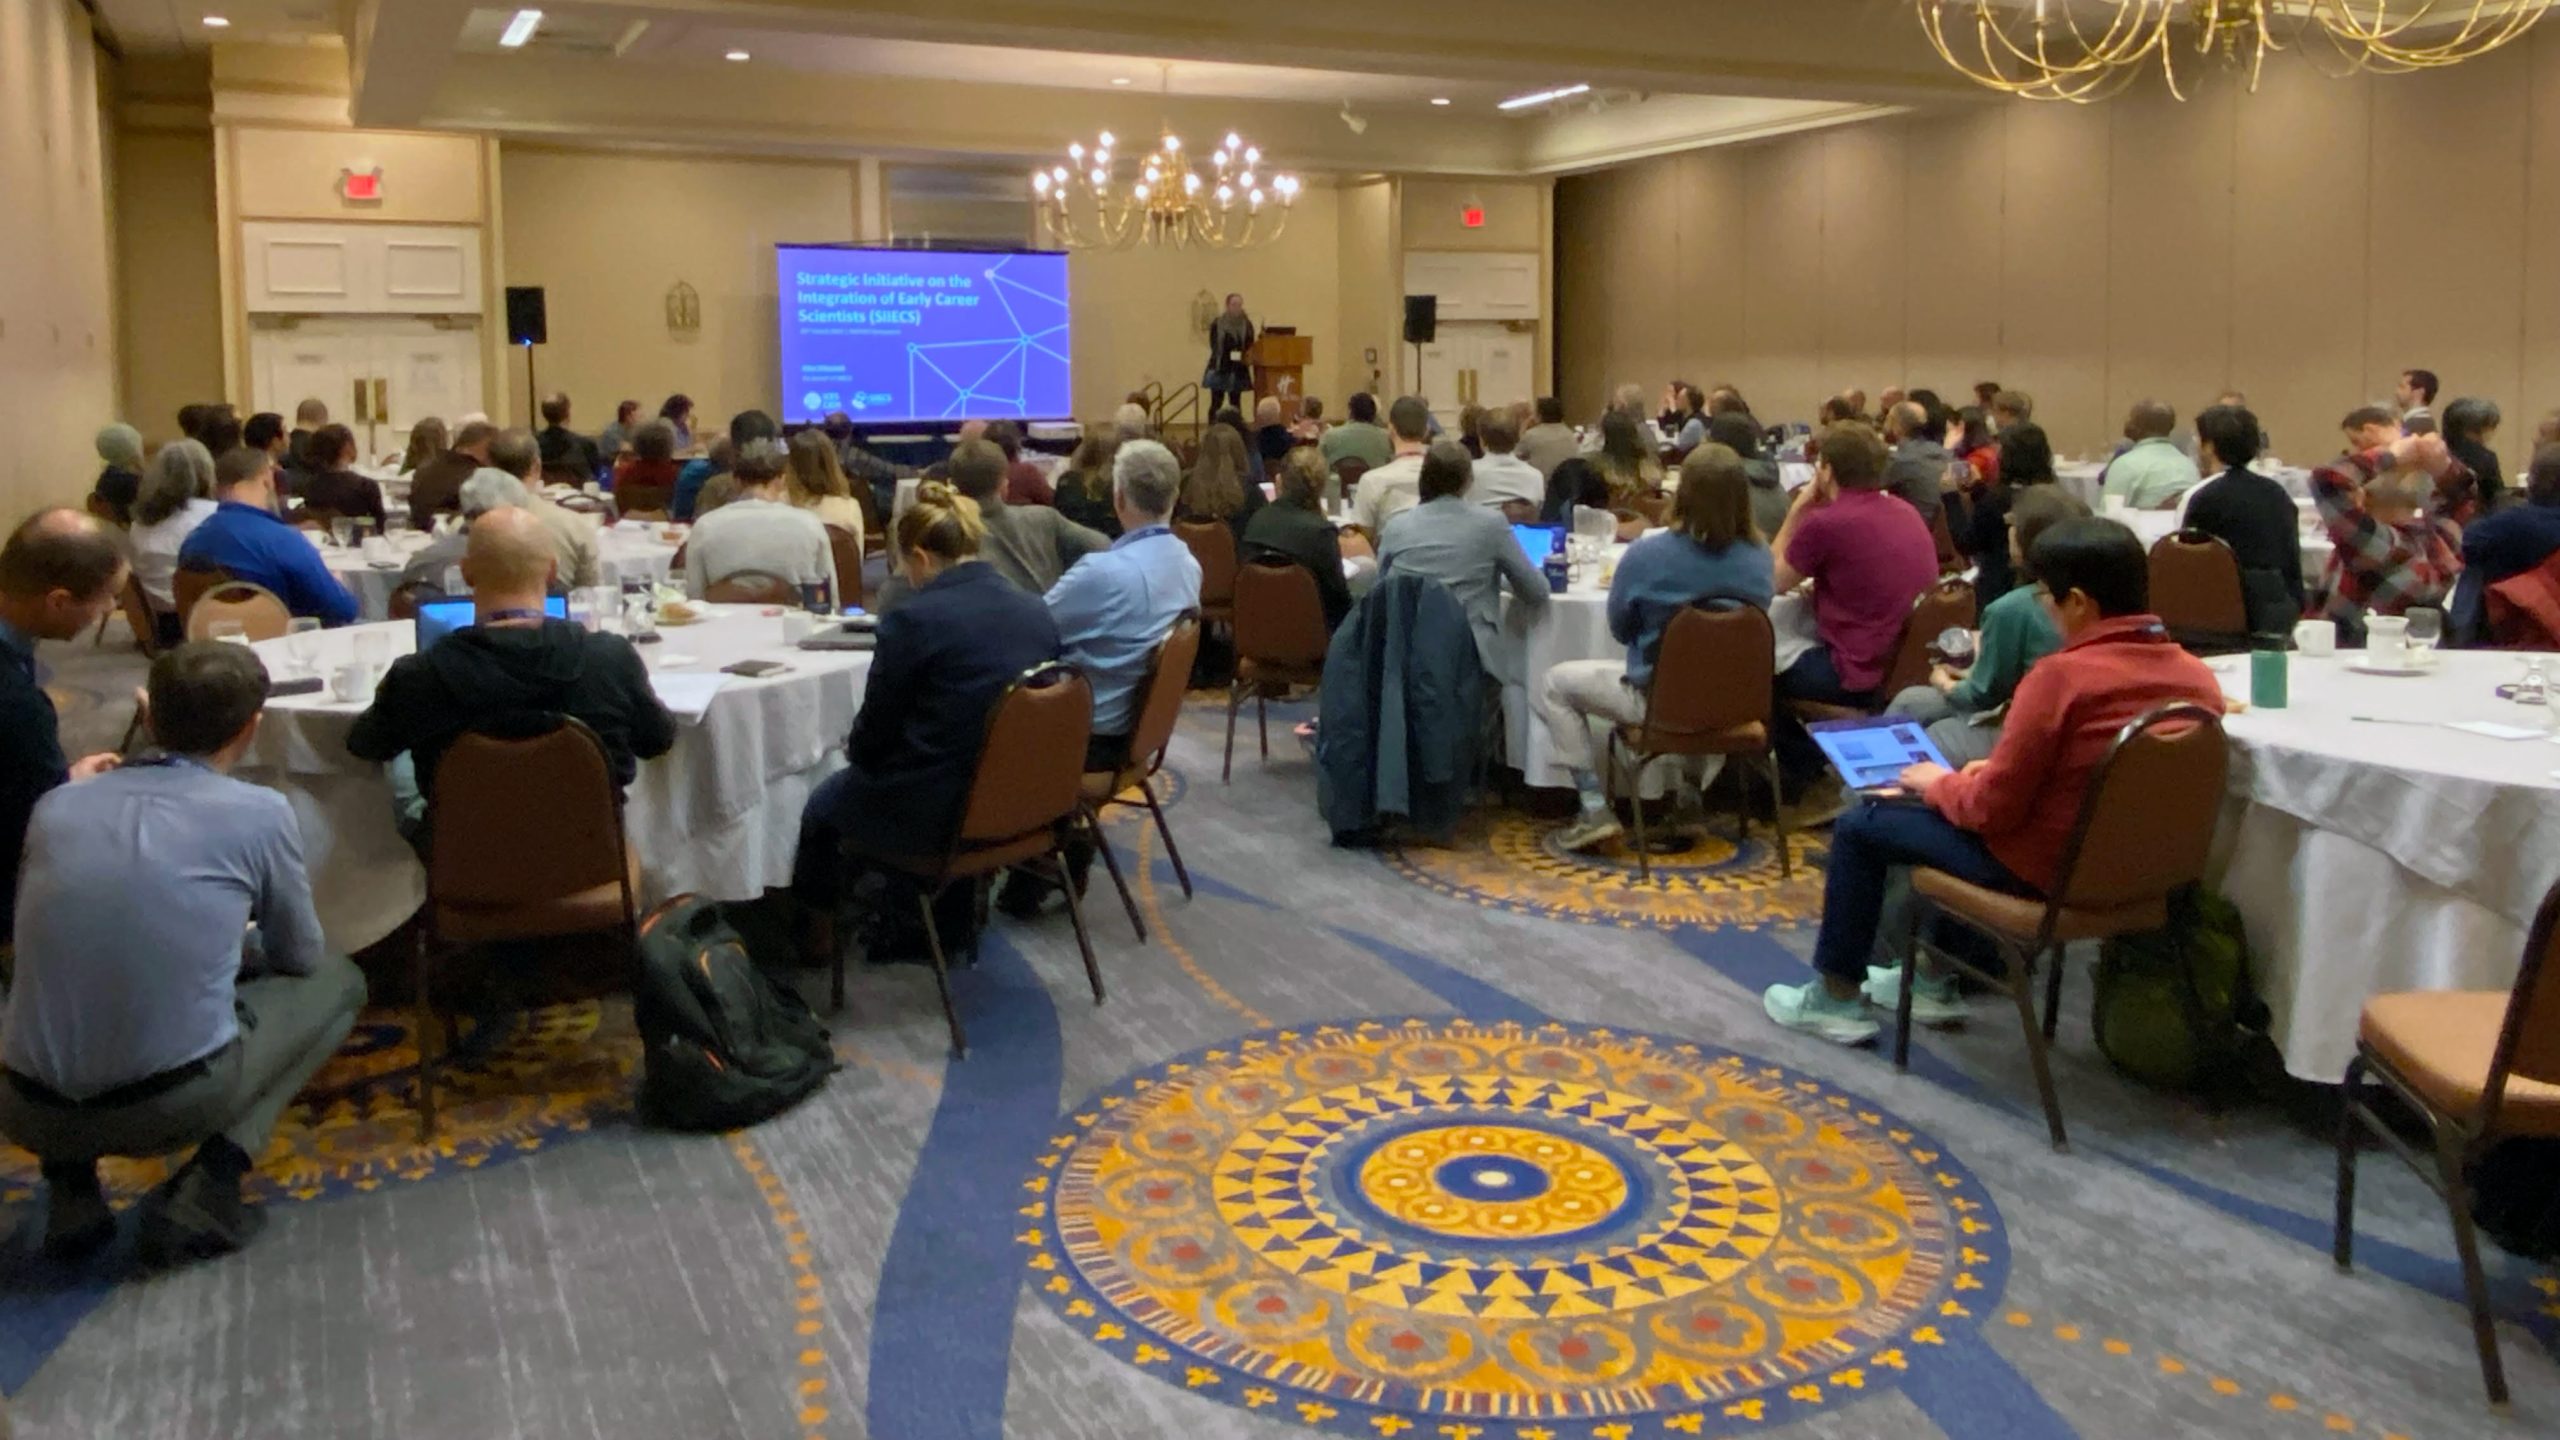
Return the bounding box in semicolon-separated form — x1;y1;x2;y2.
413;596;567;653
1511;523;1561;567
1805;715;1954;792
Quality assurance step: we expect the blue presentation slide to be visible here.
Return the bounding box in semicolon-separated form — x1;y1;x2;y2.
776;246;1071;424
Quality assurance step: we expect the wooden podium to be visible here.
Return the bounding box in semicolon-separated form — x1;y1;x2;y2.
1249;333;1314;407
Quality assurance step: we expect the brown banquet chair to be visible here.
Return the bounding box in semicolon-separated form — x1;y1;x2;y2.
1085;616;1201;943
1606;602;1789;884
704;569;801;605
184;581;292;642
1788;576;1975;723
1225;559;1329;782
1329;456;1368;503
1891;702;2227;1150
824;524;865;613
1174;520;1239;628
2148;530;2253;653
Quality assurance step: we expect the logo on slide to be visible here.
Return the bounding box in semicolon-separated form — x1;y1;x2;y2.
802;391;825;414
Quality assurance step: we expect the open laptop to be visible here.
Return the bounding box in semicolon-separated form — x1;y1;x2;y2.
1805;714;1954;796
413;595;567;653
1510;523;1562;567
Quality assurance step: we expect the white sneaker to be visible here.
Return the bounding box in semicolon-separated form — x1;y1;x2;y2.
1553;813;1624;854
1762;981;1881;1046
1861;965;1969;1027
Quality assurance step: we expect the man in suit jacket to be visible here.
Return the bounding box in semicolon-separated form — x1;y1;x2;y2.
536;393;603;479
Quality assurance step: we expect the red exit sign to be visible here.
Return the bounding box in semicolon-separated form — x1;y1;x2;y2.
1460;205;1485;228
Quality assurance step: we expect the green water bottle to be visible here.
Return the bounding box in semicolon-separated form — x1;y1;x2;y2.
2250;648;2287;709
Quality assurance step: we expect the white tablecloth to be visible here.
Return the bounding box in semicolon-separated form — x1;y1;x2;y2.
320;526;681;621
2204;649;2560;1080
235;608;869;954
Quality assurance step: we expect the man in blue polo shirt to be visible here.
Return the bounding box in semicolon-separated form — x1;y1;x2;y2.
1044;438;1202;770
176;446;357;625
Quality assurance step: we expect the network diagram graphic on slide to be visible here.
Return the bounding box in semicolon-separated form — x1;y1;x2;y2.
904;257;1069;417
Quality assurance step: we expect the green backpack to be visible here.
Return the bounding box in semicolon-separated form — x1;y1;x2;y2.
2090;885;2277;1092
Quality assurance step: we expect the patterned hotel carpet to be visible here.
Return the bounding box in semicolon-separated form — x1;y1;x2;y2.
4;632;2557;1439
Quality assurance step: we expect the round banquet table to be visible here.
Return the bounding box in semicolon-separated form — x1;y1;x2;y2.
2202;648;2560;1081
318;523;681;621
234;608;869;955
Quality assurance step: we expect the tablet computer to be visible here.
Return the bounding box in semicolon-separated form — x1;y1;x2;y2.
1806;714;1953;795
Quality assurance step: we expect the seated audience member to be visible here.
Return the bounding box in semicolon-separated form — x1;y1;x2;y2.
1769;423;1938;810
348;508;674;843
1213;407;1268;488
613;420;684;513
2099;400;2202;511
1542;456;1615;526
2397;367;2439;431
1320;392;1396;470
1182;422;1263;540
794;482;1064;959
2451;443;2560;643
878;439;1106;611
1714;412;1792;542
1966;422;2063;605
1543;446;1775;853
1592;412;1665;505
177;448;358;625
1045;439;1203;770
683;438;842;603
677;411;781;520
1111;402;1153;443
408;420;496;530
1;511;127;941
986;419;1054;508
1585;383;1655;457
487;429;600;591
535;393;602;478
2310;418;2474;644
0;641;364;1264
1887;487;2085;765
1464;408;1545;520
785;428;871;543
822;411;904;505
1516;397;1581;479
1966;390;2033;485
92;424;145;526
1377;443;1550;685
395;471;533;593
1349;397;1434;536
1055;430;1124;539
1254;398;1296;467
1290;397;1327;443
287;398;328;472
2182;402;2306;636
1763;518;2225;1043
659;394;698;451
1948;405;1994;464
1667;385;1710;453
243;412;290;468
130;441;221;636
2440;397;2506;511
296;424;390;530
1881;400;1952;532
1243;447;1355;632
598;399;642;459
398;418;446;476
199;408;245;464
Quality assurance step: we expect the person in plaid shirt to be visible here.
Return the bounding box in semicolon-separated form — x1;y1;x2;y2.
2310;407;2475;644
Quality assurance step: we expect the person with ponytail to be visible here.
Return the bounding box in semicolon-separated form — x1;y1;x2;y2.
789;480;1065;966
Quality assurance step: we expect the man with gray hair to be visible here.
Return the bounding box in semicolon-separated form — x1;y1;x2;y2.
1111;402;1152;442
488;428;600;589
2099;399;2201;511
879;439;1107;613
1043;439;1202;766
395;470;531;593
1881;399;1953;532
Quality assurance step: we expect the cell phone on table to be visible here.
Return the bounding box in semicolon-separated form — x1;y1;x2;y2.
721;659;791;678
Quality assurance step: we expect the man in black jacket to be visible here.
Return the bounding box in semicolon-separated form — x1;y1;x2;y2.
536;393;603;480
346;508;674;845
0;511;128;940
2182;402;2306;638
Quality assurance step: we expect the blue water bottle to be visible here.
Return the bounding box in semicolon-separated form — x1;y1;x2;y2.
1543;529;1570;594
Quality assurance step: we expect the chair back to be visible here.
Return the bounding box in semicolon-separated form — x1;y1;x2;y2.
1330;457;1368;497
2149;530;2251;642
1629;493;1672;529
705;569;799;604
541;462;590;491
617;480;675;515
2049;702;2227;915
2487;873;2560;1120
290;506;340;532
2484;549;2560;649
1879;577;1977;699
1642;602;1774;738
823;524;865;611
118;573;163;657
172;563;230;625
1233;558;1329;668
1174;520;1239;608
428;715;631;915
952;664;1094;850
185;581;291;641
1123;614;1204;772
387;581;445;621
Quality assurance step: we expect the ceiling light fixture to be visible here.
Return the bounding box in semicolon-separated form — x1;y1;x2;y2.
724;49;751;62
498;9;543;48
201;14;230;27
1339;100;1369;135
1496;82;1589;112
1034;71;1298;252
1112;76;1132;86
1429;96;1452;106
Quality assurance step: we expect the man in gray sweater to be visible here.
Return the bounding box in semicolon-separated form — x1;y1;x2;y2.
874;438;1108;611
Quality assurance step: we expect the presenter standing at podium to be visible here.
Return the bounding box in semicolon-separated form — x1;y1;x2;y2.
1205;292;1256;416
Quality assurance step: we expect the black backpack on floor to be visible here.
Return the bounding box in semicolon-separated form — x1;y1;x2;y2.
634;895;838;1131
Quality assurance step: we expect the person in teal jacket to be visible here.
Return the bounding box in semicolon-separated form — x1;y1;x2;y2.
1885;487;2085;763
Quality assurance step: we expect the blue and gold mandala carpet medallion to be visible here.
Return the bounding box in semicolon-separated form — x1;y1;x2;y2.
1028;1020;2007;1436
1385;811;1827;932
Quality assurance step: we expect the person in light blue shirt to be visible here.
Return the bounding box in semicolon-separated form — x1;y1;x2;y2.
2098;400;2203;510
174;446;358;625
0;642;363;1266
1670;384;1710;453
1044;439;1203;764
1539;444;1774;853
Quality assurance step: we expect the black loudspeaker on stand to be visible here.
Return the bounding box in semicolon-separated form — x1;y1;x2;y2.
506;286;548;423
1403;294;1436;409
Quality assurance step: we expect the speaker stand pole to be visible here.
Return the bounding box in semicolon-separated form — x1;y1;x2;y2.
522;341;538;430
1410;342;1423;414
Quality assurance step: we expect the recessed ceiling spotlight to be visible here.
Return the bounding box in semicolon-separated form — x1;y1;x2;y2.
1496;82;1591;112
1429;97;1451;106
724;49;751;62
202;14;230;27
498;9;542;48
1111;76;1132;86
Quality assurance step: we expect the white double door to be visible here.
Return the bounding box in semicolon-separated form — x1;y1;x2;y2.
1415;321;1535;428
250;318;483;463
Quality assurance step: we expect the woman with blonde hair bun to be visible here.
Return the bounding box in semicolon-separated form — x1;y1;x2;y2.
790;477;1066;966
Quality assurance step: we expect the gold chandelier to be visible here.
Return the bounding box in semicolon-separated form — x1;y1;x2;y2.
1032;128;1300;251
1916;1;2553;102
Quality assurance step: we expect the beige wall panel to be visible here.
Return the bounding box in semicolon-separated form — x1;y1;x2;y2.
1995;102;2111;455
1668;147;1748;392
1816;122;1907;399
2523;31;2560;458
1738;138;1826;426
2101;83;2235;439
2367;51;2529;457
1896;106;2005;401
1607;156;1683;401
1339;179;1397;402
2229;63;2371;468
1402;177;1546;252
1554;172;1611;418
230;127;485;224
116;130;224;445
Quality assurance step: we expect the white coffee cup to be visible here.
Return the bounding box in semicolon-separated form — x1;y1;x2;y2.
2366;615;2409;656
2292;619;2336;657
330;662;373;703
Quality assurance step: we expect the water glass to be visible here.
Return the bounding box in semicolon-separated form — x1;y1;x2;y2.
331;518;357;549
285;616;323;675
2404;607;2442;660
567;590;597;633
